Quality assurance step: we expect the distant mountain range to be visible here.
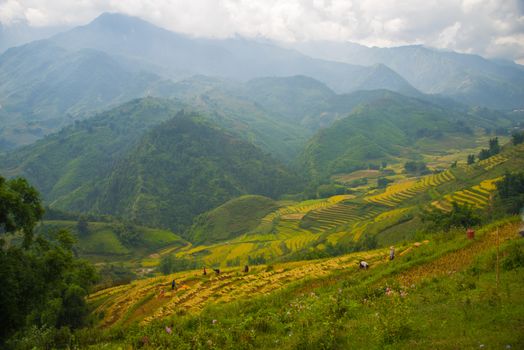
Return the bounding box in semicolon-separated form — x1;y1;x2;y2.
291;41;524;110
1;12;522;152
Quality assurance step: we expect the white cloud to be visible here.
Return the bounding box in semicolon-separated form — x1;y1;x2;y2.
0;0;523;63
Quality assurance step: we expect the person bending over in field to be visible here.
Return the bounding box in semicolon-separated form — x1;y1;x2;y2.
359;261;369;269
213;268;220;275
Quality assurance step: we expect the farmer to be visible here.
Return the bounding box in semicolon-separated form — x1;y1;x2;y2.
213;268;220;275
203;267;207;275
171;279;176;290
390;246;395;261
244;265;249;273
359;261;369;269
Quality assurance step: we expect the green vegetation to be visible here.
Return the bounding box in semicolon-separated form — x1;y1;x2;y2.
300;94;504;180
187;195;278;244
0;175;44;247
90;112;302;232
495;171;524;214
37;220;186;262
57;219;524;349
478;137;501;160
0;176;98;348
421;202;481;231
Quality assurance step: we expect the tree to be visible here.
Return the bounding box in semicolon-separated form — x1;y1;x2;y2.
467;154;475;165
0;176;44;247
512;131;524;145
0;176;97;344
377;177;392;189
478;149;491;161
76;215;89;237
404;161;429;175
495;171;524;214
421;202;481;231
489;137;500;155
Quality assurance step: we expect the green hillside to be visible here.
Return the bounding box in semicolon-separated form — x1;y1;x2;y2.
0;41;175;149
74;219;524;349
0;98;187;202
159;139;524;268
187;195;279;244
300;94;512;179
37;220;187;262
56;112;302;232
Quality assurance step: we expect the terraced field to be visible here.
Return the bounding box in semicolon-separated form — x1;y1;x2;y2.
259;195;354;225
364;170;455;207
478;154;508;170
90;247;389;327
435;177;502;210
89;219;521;334
304;202;384;233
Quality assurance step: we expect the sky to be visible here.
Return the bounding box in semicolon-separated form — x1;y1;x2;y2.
1;0;523;63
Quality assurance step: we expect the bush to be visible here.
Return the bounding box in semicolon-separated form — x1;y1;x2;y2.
502;241;524;271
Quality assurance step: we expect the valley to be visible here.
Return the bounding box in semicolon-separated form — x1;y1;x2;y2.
0;8;523;350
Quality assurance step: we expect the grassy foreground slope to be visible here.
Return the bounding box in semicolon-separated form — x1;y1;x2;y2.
82;218;523;348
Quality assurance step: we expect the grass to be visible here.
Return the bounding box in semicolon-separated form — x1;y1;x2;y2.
77;219;524;349
156;142;524;271
37;220;186;262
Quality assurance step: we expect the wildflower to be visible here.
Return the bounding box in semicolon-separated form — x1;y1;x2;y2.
479;344;485;349
165;326;172;334
212;319;217;325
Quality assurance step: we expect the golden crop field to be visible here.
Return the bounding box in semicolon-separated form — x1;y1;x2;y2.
435;176;503;210
364;170;455;207
89;246;391;328
478;154;508;170
259;194;353;225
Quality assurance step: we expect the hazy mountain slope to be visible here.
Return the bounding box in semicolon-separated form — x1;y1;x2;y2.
75;112;302;232
0;21;69;53
0;40;175;149
0;98;187;203
167;77;311;161
291;41;524;110
50;13;418;95
300;95;498;178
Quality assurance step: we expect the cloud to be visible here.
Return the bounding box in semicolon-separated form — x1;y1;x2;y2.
0;0;523;63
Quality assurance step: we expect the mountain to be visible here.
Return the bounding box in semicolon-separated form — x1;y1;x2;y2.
240;78;444;130
300;93;512;179
0;40;175;149
79;112;302;232
0;98;303;233
0;98;188;203
0;21;69;53
50;13;418;94
187;195;278;244
291;41;524;110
